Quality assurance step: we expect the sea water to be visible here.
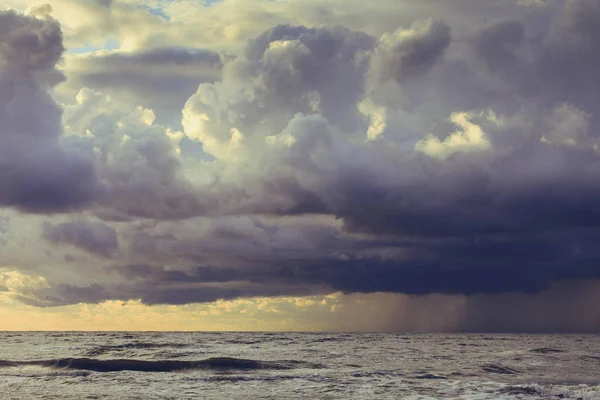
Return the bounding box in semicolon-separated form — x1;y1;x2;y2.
1;332;599;399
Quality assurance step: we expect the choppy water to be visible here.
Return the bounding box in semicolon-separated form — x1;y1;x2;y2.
0;332;599;399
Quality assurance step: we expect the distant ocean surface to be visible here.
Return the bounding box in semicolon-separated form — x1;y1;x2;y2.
1;332;599;399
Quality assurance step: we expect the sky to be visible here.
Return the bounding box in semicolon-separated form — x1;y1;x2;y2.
0;0;599;332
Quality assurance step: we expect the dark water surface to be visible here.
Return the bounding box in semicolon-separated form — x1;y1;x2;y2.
1;332;599;399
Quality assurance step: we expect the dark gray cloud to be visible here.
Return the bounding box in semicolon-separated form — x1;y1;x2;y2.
372;19;451;83
0;10;64;72
112;226;600;300
15;283;114;307
25;214;600;311
43;220;119;257
0;10;97;213
0;147;96;213
472;0;600;123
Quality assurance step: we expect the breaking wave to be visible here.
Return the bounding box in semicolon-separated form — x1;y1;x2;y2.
0;357;325;373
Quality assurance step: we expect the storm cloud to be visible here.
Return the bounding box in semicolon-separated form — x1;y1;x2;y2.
0;9;97;213
2;1;600;331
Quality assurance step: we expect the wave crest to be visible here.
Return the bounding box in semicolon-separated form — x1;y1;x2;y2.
0;357;325;373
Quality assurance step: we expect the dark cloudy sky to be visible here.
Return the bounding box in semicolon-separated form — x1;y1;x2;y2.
0;0;599;332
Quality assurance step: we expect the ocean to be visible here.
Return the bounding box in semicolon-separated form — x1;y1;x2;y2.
0;332;599;399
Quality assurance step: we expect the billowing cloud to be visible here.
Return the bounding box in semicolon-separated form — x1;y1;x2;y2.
61;87;201;219
370;19;450;84
0;9;97;213
61;47;222;125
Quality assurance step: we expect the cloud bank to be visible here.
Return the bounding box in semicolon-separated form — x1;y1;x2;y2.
1;0;600;331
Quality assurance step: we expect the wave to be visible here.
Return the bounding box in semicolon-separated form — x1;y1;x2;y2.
0;357;325;373
414;373;447;380
529;347;565;354
580;355;600;362
309;337;343;344
481;364;520;375
220;339;263;345
84;342;188;356
351;371;404;378
499;384;600;400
